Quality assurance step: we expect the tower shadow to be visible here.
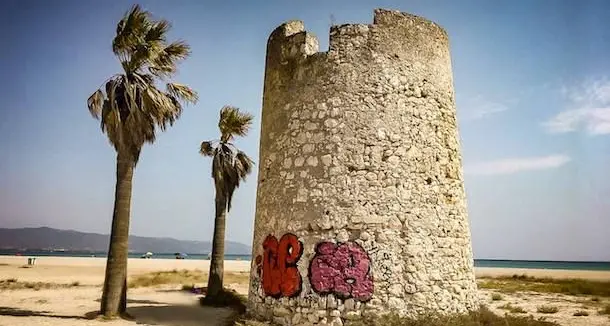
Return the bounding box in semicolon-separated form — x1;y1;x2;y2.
0;306;94;320
128;304;241;326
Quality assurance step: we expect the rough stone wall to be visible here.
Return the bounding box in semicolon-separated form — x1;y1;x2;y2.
248;9;479;325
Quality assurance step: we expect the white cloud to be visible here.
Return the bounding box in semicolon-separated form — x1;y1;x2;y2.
543;108;610;135
460;95;509;121
465;154;571;176
544;77;610;135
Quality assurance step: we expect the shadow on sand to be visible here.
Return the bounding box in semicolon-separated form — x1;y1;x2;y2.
128;304;241;326
0;302;240;325
0;306;96;320
94;298;167;305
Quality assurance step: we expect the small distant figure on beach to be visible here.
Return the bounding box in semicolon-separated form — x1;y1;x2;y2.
140;252;153;259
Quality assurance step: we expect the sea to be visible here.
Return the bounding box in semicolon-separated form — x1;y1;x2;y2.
0;250;608;271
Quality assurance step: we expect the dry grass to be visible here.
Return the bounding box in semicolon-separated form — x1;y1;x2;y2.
573;310;589;316
0;278;82;291
341;306;559;326
536;305;559;314
599;304;610;315
235;306;560;326
575;296;607;310
499;303;527;314
234;306;559;326
127;269;250;288
478;274;610;297
128;269;207;288
490;293;503;301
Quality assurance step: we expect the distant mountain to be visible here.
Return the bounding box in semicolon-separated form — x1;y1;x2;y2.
0;227;251;254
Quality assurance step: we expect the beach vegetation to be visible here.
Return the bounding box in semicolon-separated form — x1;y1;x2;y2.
576;296;605;309
536;305;559;314
499;303;527;314
491;293;504;301
478;274;610;297
235;306;560;326
0;279;82;291
87;4;197;318
127;269;250;288
128;269;206;288
199;106;254;299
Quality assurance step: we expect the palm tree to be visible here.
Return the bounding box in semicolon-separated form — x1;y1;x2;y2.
87;5;198;317
200;106;254;298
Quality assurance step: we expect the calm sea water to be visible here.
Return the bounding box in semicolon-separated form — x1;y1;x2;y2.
0;250;608;271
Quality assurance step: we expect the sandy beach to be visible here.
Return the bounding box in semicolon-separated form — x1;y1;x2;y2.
1;256;607;283
0;256;608;326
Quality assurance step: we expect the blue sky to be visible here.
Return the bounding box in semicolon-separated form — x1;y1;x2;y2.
1;0;609;261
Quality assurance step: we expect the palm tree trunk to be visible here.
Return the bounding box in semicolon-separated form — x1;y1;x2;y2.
206;193;227;297
100;151;135;317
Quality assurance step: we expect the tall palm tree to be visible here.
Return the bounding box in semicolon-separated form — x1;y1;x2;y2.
200;106;254;298
87;5;198;317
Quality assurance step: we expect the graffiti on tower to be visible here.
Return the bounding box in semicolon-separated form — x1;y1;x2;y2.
258;233;303;298
308;241;374;302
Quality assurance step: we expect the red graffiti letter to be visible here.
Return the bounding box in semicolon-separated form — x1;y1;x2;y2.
261;234;303;298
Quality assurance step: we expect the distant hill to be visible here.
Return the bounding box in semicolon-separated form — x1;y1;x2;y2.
0;227;251;254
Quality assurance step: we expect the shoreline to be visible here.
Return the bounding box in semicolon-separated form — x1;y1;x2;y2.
1;256;608;281
1;254;607;270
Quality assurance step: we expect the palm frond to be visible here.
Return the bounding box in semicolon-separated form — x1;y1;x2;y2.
112;5;152;58
87;90;104;119
200;141;215;156
89;5;196;163
159;93;183;130
145;20;170;44
235;151;254;179
205;138;255;212
149;41;191;77
218;106;254;142
167;83;198;104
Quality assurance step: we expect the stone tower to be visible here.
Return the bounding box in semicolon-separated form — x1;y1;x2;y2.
248;9;478;325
